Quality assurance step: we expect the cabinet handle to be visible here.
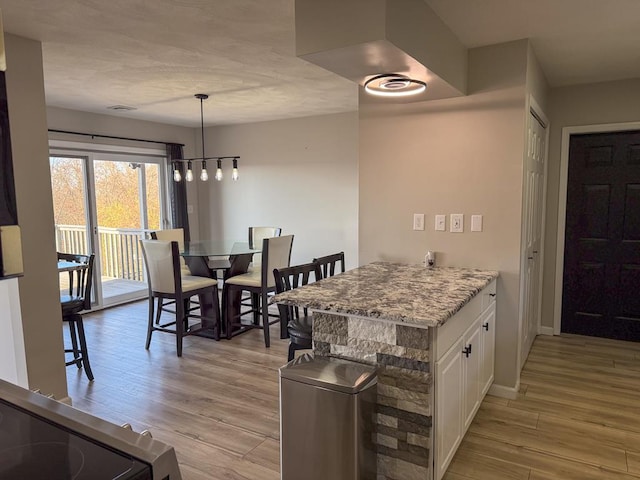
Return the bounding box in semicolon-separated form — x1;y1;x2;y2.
489;293;496;297
483;322;489;331
463;344;472;358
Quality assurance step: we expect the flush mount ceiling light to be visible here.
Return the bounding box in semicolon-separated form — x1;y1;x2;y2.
173;94;240;182
363;74;427;97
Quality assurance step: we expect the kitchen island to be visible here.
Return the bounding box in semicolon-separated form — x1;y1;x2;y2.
273;262;498;480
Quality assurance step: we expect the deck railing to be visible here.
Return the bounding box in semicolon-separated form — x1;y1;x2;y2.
55;225;152;282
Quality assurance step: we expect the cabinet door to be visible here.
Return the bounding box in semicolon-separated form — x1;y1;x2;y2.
480;303;496;397
462;320;482;430
435;338;464;480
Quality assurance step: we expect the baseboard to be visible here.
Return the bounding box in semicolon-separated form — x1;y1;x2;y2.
538;326;554;336
487;381;520;400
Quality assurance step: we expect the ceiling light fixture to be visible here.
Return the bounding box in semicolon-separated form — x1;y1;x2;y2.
363;74;427;97
173;93;240;182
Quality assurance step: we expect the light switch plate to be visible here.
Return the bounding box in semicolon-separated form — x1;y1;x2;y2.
435;215;446;231
187;204;194;214
450;214;464;233
413;213;425;231
471;214;483;232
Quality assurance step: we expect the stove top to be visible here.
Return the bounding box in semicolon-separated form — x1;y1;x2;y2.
0;399;150;479
0;380;181;480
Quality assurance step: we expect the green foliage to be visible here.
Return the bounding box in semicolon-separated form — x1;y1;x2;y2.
50;157;161;230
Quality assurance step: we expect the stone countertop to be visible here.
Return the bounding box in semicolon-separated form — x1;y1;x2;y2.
272;262;498;328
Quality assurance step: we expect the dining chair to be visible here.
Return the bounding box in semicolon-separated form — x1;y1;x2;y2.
151;228;206;322
223;234;294;347
247;226;282;270
273;261;322;361
248;226;282;250
243;226;283;309
139;239;221;356
313;251;345;279
58;252;95;381
150;228;191;274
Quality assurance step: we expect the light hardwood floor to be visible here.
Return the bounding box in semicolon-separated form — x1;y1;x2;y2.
68;302;640;480
444;334;640;480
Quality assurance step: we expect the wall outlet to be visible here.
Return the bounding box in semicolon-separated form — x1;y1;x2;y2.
187;204;194;214
450;214;464;233
471;214;483;232
413;213;425;231
435;214;446;231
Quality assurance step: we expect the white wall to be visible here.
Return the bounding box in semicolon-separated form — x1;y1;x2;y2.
198;112;359;268
541;78;640;330
5;34;68;398
359;40;529;390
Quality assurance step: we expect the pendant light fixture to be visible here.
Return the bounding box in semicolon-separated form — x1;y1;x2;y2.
173;93;240;182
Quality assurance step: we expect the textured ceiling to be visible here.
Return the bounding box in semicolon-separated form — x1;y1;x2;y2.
0;0;639;127
0;0;358;127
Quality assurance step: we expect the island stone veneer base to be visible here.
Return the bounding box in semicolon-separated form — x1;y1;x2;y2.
313;312;433;480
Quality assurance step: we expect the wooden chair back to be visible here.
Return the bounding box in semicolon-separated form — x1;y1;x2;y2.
273;261;321;325
58;252;95;314
313;251;345;279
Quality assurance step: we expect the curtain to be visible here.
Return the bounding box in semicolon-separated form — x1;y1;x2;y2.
166;143;190;241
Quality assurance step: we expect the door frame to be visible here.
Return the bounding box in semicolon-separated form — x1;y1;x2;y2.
553;121;640;334
49;139;170;308
517;94;550;373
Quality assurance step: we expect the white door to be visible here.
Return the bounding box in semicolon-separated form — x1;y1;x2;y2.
521;108;547;366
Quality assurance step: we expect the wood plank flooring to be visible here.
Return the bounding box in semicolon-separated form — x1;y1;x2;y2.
67;300;288;480
68;303;640;480
444;334;640;480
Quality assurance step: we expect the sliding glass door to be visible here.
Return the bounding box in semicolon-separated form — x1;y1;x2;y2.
50;143;169;308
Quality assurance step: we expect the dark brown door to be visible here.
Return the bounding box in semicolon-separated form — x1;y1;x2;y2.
562;130;640;340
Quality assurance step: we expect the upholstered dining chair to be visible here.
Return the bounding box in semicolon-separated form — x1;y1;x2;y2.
247;226;281;269
151;228;200;322
248;226;282;250
223;234;294;347
273;261;322;361
150;228;191;274
58;252;95;381
139;239;220;356
313;251;345;279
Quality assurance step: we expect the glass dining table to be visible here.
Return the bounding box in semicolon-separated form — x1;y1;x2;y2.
181;240;261;339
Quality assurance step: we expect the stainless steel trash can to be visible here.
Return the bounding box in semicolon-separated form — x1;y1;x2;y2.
279;354;377;480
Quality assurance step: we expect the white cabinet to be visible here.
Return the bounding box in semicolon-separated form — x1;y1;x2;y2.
480;301;496;397
462;320;482;431
435;337;464;478
433;281;496;480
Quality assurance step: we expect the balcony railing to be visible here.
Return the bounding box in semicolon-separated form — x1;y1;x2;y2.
55;225;153;282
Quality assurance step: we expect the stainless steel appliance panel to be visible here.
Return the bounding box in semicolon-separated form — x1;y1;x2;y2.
280;354;377;480
0;379;182;480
